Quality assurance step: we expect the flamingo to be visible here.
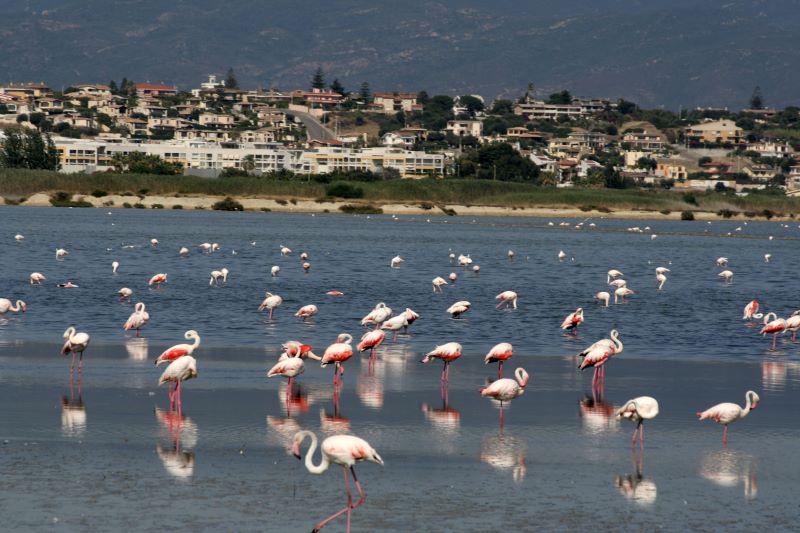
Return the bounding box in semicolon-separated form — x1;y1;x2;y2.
361;303;392;329
198;243;212;253
507;249;515;260
764;253;771;263
390;255;404;268
614;287;635;304
607;269;623;283
449;272;457;283
473;265;480;273
578;330;623;359
112;261;119;273
558;250;566;261
484;342;513;377
716;257;728;267
609;279;627;289
209;268;229;285
179;247;189;257
280;245;292;256
149;273;168;287
326;291;344;296
656;272;667;290
480;367;529;404
271;265;280;277
300;252;309;260
458;254;472;268
578;330;623;393
154;330;201;367
759;312;787;350
62;326;90;375
0;299;26;314
697;390;760;446
595;291;610;307
742;299;759;321
123;302;150;336
380;315;408;340
560;308;584;332
432;277;448;292
421;342;462;383
280;341;321;361
291;431;383;533
785;311;800;341
495;291;518;310
150;238;159;247
211;243;220;252
118;287;133;301
448;252;456;263
718;270;734;283
56;248;69;259
615;396;659;449
14;234;24;241
655;266;670;276
29;272;46;285
159;356;198;413
268;357;305;399
357;330;385;359
321;334;354;386
303;262;311;272
403;308;420;330
446;300;470;319
259;292;283;320
295;304;318;321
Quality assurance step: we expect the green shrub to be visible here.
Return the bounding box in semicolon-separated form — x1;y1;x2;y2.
91;190;108;197
172;204;183;209
275;198;288;205
151;203;164;209
659;209;671;215
134;203;145;209
326;182;364;199
680;210;695;221
212;197;244;211
761;209;775;220
339;203;383;214
123;202;132;208
682;192;698;205
717;208;736;218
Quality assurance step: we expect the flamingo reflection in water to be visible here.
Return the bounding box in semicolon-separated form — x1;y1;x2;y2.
480;433;527;482
579;394;619;435
125;337;149;362
615;450;657;505
154;406;198;480
357;357;384;409
699;449;758;500
61;379;86;438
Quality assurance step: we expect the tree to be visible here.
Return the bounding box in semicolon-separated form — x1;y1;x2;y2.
749;86;764;109
617;99;638;114
109;80;118;94
461;142;540;182
225;67;239;89
490;99;514;115
546;90;572;105
0;128;59;170
241;154;256;174
359;82;371;101
458;95;484;117
111;151;182;174
330;79;345;96
311;67;325;90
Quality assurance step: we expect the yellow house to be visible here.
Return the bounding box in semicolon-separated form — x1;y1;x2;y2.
684;120;745;145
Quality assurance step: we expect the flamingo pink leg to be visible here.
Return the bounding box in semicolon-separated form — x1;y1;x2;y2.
723;425;728;447
312;466;364;532
498;360;504;378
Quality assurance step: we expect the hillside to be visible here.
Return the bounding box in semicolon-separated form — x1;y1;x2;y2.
2;0;799;108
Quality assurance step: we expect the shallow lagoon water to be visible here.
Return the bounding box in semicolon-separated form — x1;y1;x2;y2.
1;207;799;531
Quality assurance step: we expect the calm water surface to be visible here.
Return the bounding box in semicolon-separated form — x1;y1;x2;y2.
1;207;799;532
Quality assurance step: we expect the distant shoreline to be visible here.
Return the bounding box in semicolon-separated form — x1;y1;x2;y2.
3;192;794;221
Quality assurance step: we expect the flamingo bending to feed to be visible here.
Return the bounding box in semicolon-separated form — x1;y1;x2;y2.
403;308;420;330
595;291;610;307
56;248;69;259
321;334;354;386
507;249;515;260
150;238;159;247
62;326;90;375
271;265;280;277
259;292;283;320
609;279;627;288
118;287;133;301
718;270;734;283
209;268;229;285
432;277;448;293
300;252;309;260
361;303;392;329
124;302;150;336
759;312;787;350
697;390;759;446
0;299;26;314
280;245;292;256
357;330;385;359
154;330;201;366
280;341;321;361
295;304;318;321
380;314;408;340
14;234;24;241
607;269;623;283
448;272;458;283
159;356;198;412
30;272;46;285
446;301;471;319
179;247;189;257
558;250;566;261
560;307;584;332
656;272;667;290
303;262;311;272
390;255;404;268
615;396;659;449
199;243;212;253
421;342;462;383
614;287;635;304
742;299;759;320
291;431;383;533
480;367;529;404
112;261;120;273
716;257;728;267
149;273;168;287
495;290;518;310
484;342;513;377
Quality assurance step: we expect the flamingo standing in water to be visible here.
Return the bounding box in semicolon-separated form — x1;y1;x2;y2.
716;257;729;267
56;248;69;259
271;265;280;277
149;273;168;287
785;311;800;341
159;356;198;413
30;272;46;285
495;291;518;310
295;304;318;321
615;396;659;449
321;334;354;386
484;342;513;378
403;308;420;332
124;302;150;336
268;357;305;401
595;291;610;307
259;292;283;320
179;247;189;257
607;269;623;283
62;326;90;376
118;287;133;301
480;367;529;404
112;261;119;273
578;330;623;394
560;307;584;333
614;287;635;304
446;301;470;319
432;277;448;293
742;299;759;321
390;255;404;268
697;390;760;446
209;268;229;285
154;330;201;367
291;431;383;533
280;341;320;362
361;303;392;329
655;268;668;290
421;342;462;384
759;312;787;350
357;330;385;360
718;270;734;284
380;314;407;340
0;299;26;314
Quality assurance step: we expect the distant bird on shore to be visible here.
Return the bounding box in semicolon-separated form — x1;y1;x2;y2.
697;390;759;446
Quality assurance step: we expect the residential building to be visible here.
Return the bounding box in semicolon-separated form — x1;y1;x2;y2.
300;88;344;106
0;82;52;98
198;112;236;129
135;83;178;97
621;131;665;151
505;127;545;142
381;131;418;149
528;153;559;174
655;162;688;181
684;120;745;145
372;92;421;113
446;120;483;137
743;165;778;181
746;141;794;158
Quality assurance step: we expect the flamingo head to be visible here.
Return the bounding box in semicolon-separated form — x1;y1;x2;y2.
515;367;530;387
748;391;760;410
18;301;27;312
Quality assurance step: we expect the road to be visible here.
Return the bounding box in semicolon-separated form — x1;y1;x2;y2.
285;110;336;140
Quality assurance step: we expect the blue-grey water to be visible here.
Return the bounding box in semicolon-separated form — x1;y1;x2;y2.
1;206;798;532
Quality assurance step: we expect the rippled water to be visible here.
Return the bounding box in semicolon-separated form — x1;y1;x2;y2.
1;207;799;531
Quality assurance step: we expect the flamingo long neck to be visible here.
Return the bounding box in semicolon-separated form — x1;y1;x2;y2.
516;369;529;387
303;433;330;474
12;301;23;312
65;327;75;341
611;331;623;353
190;334;200;350
742;393;754;416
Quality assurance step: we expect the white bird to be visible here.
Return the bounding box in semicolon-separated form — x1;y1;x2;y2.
448;272;457;283
609;279;627;288
432;276;448;292
280;245;292;256
764;254;771;263
716;257;728;267
361;302;393;328
0;299;26;314
259;292;283;320
56;248;69;259
199;243;212;253
614;287;635;304
300;252;309;261
211;243;220;252
271;265;280;277
558;250;566;261
697;391;760;445
112;261;119;273
30;272;46;285
718;270;734;283
390;255;404;268
151;238;159;247
118;287;133;301
14;234;24;241
446;300;471;318
380;314;409;339
616;396;659;449
472;265;480;273
595;291;610;307
655;267;670;275
62;326;90;374
656;272;667;290
507;250;515;259
209;268;229;285
607;269;623;283
179;247;189;257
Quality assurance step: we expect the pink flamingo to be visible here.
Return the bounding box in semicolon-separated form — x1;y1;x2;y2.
0;299;26;314
258;292;283;320
62;326;90;377
446;301;470;319
742;299;759;321
154;330;201;367
403;308;420;330
697;390;759;446
361;302;392;329
480;367;529;430
578;330;623;395
295;304;318;321
357;330;385;360
615;396;659;449
123;302;150;336
759;312;787;350
380;314;407;340
321;334;354;386
148;273;168;287
785;311;800;341
30;272;46;285
268;357;305;403
495;291;518;310
280;341;320;361
484;342;513;378
291;430;384;533
421;342;462;384
158;356;198;413
118;287;133;301
560;307;584;333
432;276;447;293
